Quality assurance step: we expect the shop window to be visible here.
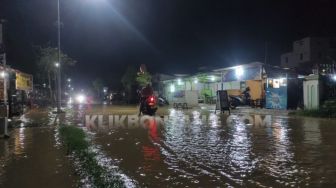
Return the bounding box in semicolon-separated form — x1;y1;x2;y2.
268;78;287;89
273;79;280;88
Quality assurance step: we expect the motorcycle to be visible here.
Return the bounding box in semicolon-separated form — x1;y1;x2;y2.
140;95;158;116
158;95;169;106
229;93;251;109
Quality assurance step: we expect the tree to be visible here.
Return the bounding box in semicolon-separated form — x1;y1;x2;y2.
121;66;137;103
35;46;76;103
136;71;152;87
121;66;137;90
92;78;104;99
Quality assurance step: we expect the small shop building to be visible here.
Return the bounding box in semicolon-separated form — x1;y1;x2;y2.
160;62;301;109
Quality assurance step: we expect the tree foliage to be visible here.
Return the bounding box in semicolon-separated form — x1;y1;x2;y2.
121;66;138;103
121;66;137;91
92;78;104;97
36;46;76;74
35;46;76;102
136;71;152;87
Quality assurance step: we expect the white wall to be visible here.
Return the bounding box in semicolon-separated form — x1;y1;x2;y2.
303;79;320;109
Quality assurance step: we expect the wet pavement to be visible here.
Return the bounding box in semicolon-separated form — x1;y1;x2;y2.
1;105;336;187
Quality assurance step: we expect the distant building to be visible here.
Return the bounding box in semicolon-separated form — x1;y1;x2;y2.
281;37;336;73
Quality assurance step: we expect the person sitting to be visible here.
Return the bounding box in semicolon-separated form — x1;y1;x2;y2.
242;87;251;105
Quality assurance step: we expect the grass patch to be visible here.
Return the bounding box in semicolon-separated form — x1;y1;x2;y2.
290;109;336;118
290;99;336;118
59;126;125;188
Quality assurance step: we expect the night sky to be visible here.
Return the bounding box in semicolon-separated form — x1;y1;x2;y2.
1;0;336;88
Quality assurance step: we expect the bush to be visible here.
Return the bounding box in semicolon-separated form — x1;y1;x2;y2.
293;109;329;117
291;99;336;118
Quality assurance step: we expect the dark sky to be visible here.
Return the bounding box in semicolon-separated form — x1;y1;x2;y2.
1;0;336;88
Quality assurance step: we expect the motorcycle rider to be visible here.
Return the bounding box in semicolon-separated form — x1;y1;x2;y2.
139;83;154;115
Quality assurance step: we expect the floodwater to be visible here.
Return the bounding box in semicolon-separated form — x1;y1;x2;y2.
90;107;336;187
1;105;336;187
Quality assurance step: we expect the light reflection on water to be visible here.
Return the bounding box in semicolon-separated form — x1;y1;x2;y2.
0;108;81;188
14;128;26;156
93;109;336;187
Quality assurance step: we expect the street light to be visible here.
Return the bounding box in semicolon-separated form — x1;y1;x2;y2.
55;62;60;67
235;66;244;79
332;74;336;81
0;71;6;78
177;78;183;85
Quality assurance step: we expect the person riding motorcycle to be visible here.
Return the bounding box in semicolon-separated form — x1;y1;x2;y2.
139;83;154;115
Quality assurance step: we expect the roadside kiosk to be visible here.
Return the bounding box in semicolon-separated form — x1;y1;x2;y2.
265;67;300;109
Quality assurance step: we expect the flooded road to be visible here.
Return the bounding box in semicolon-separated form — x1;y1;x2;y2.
1;105;336;187
88;107;336;187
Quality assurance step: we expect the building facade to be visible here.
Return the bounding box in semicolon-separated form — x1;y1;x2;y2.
281;37;336;73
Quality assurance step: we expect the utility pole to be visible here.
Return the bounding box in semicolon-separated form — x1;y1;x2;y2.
56;0;62;113
2;53;8;137
0;22;9;138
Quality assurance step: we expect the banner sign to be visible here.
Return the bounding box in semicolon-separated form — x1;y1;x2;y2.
16;72;33;91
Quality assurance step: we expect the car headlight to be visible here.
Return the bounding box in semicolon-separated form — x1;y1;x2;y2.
75;94;86;104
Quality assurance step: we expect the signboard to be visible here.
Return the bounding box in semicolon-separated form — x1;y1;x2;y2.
216;90;230;114
16;72;33;91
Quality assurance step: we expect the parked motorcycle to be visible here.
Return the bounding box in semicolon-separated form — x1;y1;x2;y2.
158;95;169;106
229;87;251;109
140;95;158;116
